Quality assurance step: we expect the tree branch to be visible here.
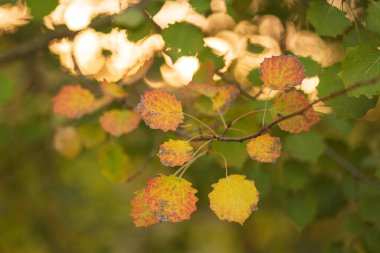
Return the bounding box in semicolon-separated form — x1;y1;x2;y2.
191;76;380;142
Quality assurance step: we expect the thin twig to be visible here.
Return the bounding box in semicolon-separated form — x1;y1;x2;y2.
190;76;380;142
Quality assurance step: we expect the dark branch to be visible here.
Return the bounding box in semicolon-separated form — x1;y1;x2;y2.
191;76;380;142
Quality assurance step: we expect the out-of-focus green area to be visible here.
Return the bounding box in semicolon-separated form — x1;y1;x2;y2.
1;0;380;252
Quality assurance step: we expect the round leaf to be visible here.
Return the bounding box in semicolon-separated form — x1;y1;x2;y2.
157;140;193;167
247;134;281;163
135;89;184;132
208;174;260;225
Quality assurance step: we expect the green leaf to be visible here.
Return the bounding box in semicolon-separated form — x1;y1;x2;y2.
366;1;380;34
0;73;16;104
27;0;57;21
190;0;210;13
282;160;310;191
285;132;326;163
343;29;380;47
162;22;204;61
284;191;318;230
79;124;106;148
298;57;321;77
318;64;378;118
307;0;351;37
98;143;130;183
247;69;263;86
341;46;380;98
113;8;145;29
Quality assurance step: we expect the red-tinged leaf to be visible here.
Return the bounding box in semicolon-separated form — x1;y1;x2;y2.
131;190;159;227
145;174;198;222
135;89;184;132
157;140;193;167
100;109;141;137
212;85;240;113
260;55;305;90
53;85;95;119
247;134;281;163
209;175;260;225
271;90;320;133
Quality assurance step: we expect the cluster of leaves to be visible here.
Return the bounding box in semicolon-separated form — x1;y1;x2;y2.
43;1;380;250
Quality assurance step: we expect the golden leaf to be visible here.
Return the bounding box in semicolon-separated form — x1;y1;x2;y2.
53;126;82;159
209;174;259;225
157;140;193;167
260;55;305;90
212;85;240;113
100;109;140;137
271;90;320;133
135;89;184;132
131;190;159;228
145;174;198;222
247;134;281;163
53;85;95;119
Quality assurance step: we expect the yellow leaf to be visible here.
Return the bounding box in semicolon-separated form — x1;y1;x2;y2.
209;174;259;225
135;89;184;132
247;134;281;163
212;85;239;113
145;174;198;222
157;140;193;167
53;126;82;159
271;90;320;133
100;109;141;137
99;143;130;183
53;85;95;119
260;55;305;90
100;82;127;98
130;190;159;227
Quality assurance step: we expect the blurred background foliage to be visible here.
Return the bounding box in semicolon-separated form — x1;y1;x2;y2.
1;0;380;252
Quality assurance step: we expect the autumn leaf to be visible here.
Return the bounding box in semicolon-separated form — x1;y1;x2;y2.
131;190;159;227
271;90;320;133
212;85;239;113
99;143;131;183
100;109;141;137
135;89;184;132
157;140;193;167
247;134;281;163
100;82;127;98
53;126;82;159
208;174;260;225
260;55;305;90
145;174;198;222
53;85;95;119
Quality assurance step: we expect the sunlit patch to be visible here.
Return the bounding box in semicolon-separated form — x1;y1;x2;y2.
44;0;136;31
300;76;319;94
161;55;200;87
0;0;32;35
49;38;74;71
285;22;344;67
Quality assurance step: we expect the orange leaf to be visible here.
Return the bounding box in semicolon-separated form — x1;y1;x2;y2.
53;85;95;118
100;109;141;137
209;175;259;225
131;190;159;227
135;89;184;132
247;134;281;163
260;55;305;90
145;174;198;222
271;90;320;133
212;85;239;113
157;140;193;167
